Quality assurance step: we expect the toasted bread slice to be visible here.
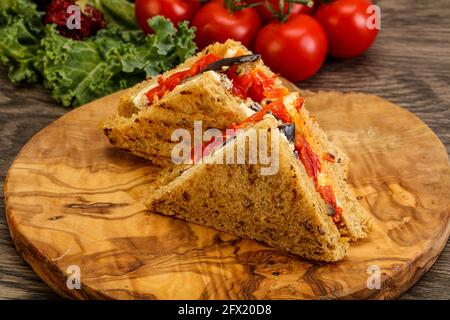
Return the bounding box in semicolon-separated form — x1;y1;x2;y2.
118;40;252;118
146;116;350;262
102;71;253;167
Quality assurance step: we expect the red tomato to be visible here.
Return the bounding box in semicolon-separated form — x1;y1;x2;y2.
248;0;316;23
255;14;327;82
315;0;378;58
192;0;261;49
135;0;201;33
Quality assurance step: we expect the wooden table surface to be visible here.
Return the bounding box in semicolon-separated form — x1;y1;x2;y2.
0;0;448;299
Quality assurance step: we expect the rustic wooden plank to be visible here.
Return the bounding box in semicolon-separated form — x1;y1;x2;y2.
0;0;448;299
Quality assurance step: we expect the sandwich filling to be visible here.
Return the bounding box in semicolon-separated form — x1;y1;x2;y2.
144;54;222;104
140;48;258;107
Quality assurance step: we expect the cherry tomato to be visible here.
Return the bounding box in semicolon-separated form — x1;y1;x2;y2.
135;0;201;33
255;14;327;82
315;0;378;58
248;0;317;23
192;0;261;49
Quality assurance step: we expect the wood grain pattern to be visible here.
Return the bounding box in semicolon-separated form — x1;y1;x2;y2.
1;0;449;300
4;88;450;299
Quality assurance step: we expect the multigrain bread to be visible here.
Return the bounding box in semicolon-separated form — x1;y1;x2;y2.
103;71;253;167
146;116;350;262
102;40;371;259
117;40;252;118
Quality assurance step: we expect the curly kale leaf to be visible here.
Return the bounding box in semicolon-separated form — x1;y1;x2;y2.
0;0;43;83
38;17;196;107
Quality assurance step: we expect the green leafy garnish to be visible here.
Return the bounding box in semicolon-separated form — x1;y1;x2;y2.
0;0;197;107
0;0;43;83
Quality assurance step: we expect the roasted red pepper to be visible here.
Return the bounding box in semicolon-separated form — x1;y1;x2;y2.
190;142;207;164
229;98;292;130
190;54;222;74
145;54;221;104
318;185;342;223
295;135;321;182
190;132;236;163
226;67;288;102
248;70;287;101
294;96;304;112
228;69;253;100
295;135;342;223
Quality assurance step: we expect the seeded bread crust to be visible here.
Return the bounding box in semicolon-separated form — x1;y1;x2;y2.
146;116;349;262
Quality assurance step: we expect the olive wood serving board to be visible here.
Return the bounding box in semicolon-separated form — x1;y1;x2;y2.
4;88;450;299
